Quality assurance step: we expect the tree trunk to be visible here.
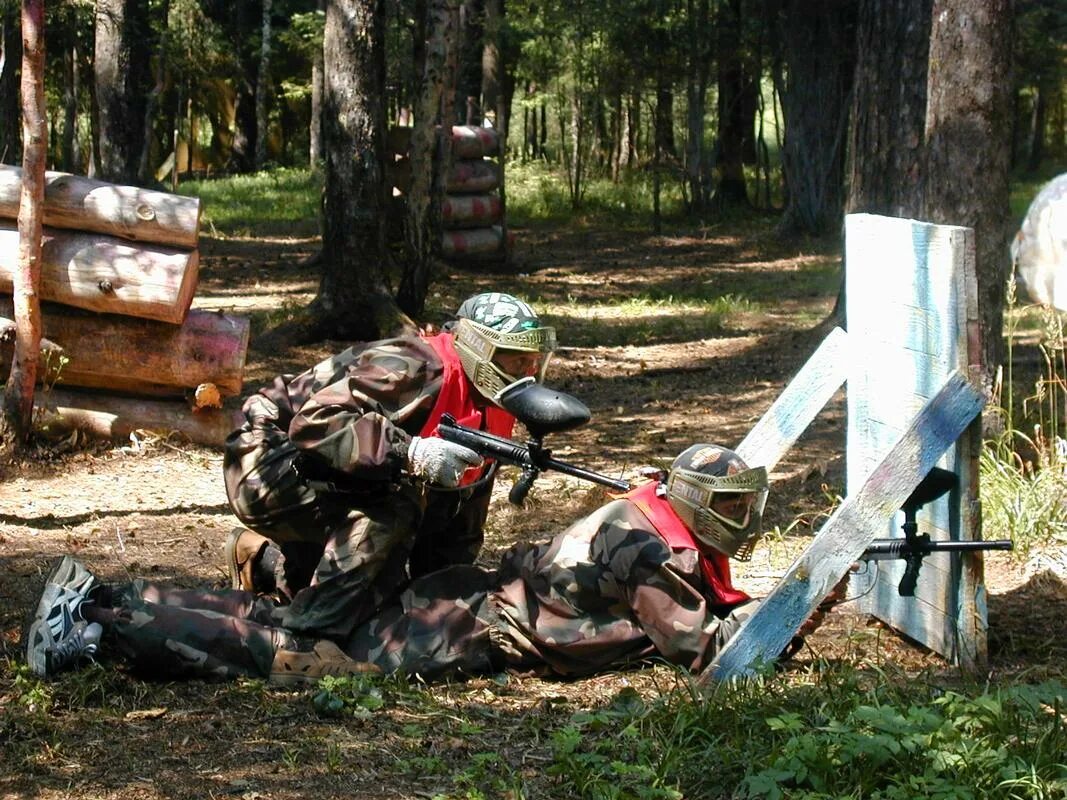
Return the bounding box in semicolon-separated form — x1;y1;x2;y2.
1;0;44;448
457;0;483;124
255;0;272;170
922;0;1013;377
138;0;168;185
0;5;22;165
397;0;459;316
309;0;324;167
713;0;749;210
845;0;931;218
94;0;151;184
684;0;711;213
480;0;500;125
61;44;78;172
776;0;856;235
307;0;408;341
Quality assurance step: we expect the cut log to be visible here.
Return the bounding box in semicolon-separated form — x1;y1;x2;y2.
0;164;201;248
450;125;501;159
441;226;511;257
447;159;500;193
0;300;249;397
441;193;502;228
388;158;502;194
34;386;241;449
0;222;199;323
386;125;501;159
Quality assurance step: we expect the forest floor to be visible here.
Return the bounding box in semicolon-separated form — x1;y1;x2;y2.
2;218;1066;799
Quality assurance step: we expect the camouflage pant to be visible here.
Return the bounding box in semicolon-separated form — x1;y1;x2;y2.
256;485;425;639
105;568;499;682
110;580;289;680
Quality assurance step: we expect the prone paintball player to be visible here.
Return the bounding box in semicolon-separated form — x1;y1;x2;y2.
220;292;557;640
24;443;846;684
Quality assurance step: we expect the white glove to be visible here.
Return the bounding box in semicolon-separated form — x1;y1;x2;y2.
407;436;484;488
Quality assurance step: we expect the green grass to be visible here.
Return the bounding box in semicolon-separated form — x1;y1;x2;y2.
178;167;322;238
548;667;1067;800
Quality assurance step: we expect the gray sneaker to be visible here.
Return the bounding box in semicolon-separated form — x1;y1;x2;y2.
24;557;101;677
35;556;98;622
26;607;103;677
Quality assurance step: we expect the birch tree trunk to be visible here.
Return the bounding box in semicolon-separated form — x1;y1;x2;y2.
397;0;459;315
2;0;45;447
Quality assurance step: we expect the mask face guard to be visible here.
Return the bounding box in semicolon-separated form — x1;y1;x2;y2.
454;318;557;400
666;466;768;561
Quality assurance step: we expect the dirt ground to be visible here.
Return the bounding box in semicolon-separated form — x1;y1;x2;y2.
2;221;1066;799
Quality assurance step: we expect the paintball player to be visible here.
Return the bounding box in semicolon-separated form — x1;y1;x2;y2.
25;443;846;684
220;292;557;640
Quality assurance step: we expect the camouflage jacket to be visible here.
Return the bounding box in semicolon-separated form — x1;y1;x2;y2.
224;334;506;527
489;493;754;677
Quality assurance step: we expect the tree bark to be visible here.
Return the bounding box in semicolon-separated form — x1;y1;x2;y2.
456;0;483;124
1;300;249;398
307;0;408;341
1;0;44;448
397;0;458;316
94;0;151;184
0;5;21;165
776;0;856;235
35;386;240;448
845;0;931;217
255;0;272;170
684;0;711;213
713;0;749;210
310;0;324;167
922;0;1013;377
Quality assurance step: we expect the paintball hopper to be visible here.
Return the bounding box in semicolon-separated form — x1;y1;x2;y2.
494;377;591;438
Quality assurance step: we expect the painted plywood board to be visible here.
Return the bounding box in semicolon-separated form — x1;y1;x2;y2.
844;213;985;668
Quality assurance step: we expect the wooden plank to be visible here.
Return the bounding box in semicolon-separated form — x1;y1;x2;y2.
0;222;199;324
0;164;201;248
701;370;985;682
735;326;850;471
845;214;985;668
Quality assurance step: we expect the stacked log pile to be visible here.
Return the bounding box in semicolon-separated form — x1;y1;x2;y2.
387;125;511;260
0;164;248;447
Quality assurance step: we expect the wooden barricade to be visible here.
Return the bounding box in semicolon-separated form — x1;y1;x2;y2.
0;164;247;448
701;213;991;681
387;124;509;260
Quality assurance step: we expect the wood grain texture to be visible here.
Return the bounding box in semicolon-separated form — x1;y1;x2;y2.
0;165;201;248
702;370;985;682
736;326;850;471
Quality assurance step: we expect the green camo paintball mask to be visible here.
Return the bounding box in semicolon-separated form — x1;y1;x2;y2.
666;444;769;561
453;293;556;403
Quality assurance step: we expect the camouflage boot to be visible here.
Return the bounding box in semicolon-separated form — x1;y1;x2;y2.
224;528;272;591
270;639;381;686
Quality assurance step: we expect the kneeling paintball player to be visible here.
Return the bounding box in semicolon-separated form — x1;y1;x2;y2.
25;443;845;684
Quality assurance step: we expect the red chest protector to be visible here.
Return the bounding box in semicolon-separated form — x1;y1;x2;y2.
420;332;516;487
623;480;750;606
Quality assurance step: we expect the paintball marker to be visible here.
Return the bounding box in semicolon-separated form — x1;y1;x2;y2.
438;378;631;505
861;466;1013;596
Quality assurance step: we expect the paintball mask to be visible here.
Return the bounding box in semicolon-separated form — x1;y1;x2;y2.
453;292;556;402
666;444;768;561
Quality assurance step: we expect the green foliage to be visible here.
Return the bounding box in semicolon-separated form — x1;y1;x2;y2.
981;277;1067;554
179;168;321;238
507;161;687;226
540;667;1067;800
